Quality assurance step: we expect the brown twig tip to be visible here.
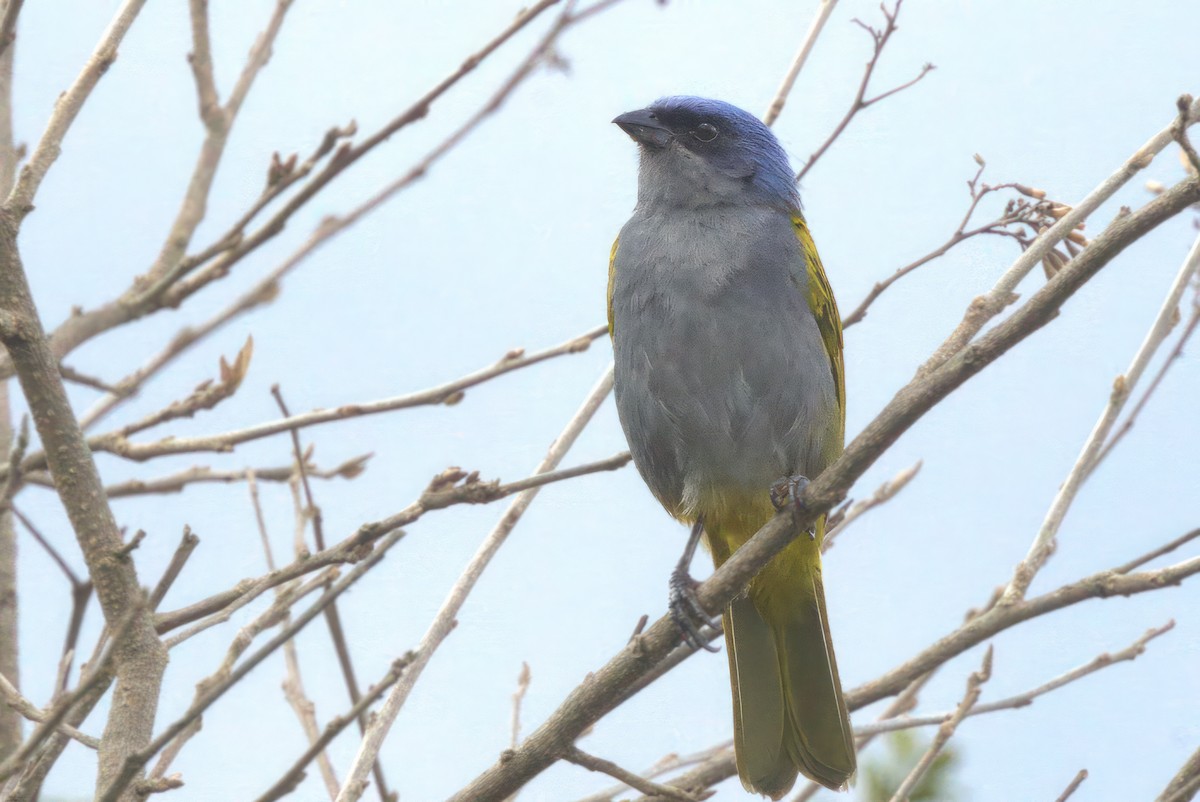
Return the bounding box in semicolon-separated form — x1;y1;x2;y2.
1055;768;1088;802
421;466;501;509
136;773;185;795
510;662;532;748
115;529;146;558
1173;94;1200;176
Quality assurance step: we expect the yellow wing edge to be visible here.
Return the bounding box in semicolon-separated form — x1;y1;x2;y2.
607;237;619;337
791;214;845;431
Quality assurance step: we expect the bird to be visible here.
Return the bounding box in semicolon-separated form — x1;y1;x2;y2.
607;96;855;798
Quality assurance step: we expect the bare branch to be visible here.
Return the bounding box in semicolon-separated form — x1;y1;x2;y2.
1114;529;1200;575
842;161;1070;328
1056;769;1089;802
1173;94;1200;176
337;365;615;801
763;0;839;126
82;326;604;464
77;276;278;430
445;167;1200;802
185;0;219;127
153;450;627;637
5;0;147;214
269;384;393;800
148;527;200;611
563;747;707;802
0;0;23;61
250;473;341;801
573;742;732;802
796;0;933;182
887;646;992;802
251;656;412;802
1158;747;1200;802
917;94;1200;379
96;529;404;802
1091;283;1200;470
24;453;371;499
857;621;1174;737
0;672;99;749
0;601;140;784
0;0;568;383
510;662;531;749
822;459;920;552
10;506;81;587
1003;229;1200;602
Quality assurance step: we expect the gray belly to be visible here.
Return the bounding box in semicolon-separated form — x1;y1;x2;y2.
611;208;838;518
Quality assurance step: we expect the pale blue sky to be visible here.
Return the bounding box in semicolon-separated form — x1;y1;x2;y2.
11;1;1200;800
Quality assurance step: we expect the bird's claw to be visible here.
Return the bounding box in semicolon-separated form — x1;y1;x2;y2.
770;474;816;540
668;567;720;652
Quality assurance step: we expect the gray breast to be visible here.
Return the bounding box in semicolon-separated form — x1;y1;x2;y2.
611;205;838;518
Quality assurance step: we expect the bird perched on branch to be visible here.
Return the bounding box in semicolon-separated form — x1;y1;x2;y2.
608;96;855;797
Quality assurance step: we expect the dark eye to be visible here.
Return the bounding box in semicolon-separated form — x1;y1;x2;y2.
692;122;718;142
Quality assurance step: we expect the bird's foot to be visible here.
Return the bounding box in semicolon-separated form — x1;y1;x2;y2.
668;566;720;652
770;473;816;541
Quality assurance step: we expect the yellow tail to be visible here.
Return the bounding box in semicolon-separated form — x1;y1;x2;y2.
716;529;855;798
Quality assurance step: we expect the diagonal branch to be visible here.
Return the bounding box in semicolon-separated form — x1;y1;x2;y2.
917;94;1200;379
763;0;839;126
886;646;992;802
1003;228;1200;602
444;162;1200;801
5;0;147;215
96;529;404;802
796;0;933;182
0;0;23;61
335;364;615;802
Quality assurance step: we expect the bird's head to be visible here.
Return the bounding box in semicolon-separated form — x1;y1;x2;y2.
613;96;798;211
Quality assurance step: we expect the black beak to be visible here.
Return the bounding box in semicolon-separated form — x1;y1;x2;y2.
613;108;673;148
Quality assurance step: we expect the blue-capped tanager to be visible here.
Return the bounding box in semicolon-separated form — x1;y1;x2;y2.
608;96;855;797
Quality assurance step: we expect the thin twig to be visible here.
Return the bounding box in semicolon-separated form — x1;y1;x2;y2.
1173;94;1200;176
445;166;1200;802
22;454;372;499
0;0;23;60
842;160;1066;328
0;0;567;384
1157;746;1200;802
0;600;141;784
248;472;341;799
1114;529;1200;575
822;460;920;551
564;747;704;802
5;0;147;214
510;663;532;749
251;655;413;802
11;506;80;586
148;527;200;611
917;94;1200;379
270;386;384;798
796;0;933;182
335;364;615;802
887;646;992;802
1056;769;1089;802
763;0;839;126
96;529;404;802
573;742;732;802
76;326;605;465
153;450;628;637
0;672;99;749
1091;287;1200;470
856;621;1174;737
1003;229;1200;602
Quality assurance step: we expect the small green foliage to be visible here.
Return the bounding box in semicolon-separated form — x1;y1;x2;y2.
857;731;961;802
